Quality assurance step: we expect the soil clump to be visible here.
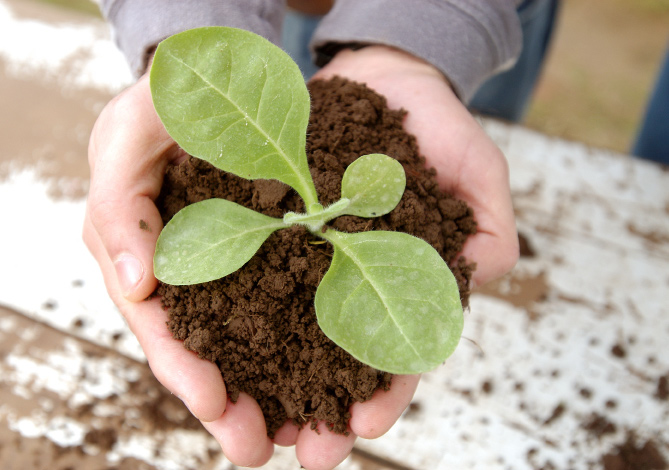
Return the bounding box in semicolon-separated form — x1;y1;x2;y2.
155;77;477;437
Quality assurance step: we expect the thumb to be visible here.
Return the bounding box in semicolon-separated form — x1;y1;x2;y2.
85;76;177;302
87;192;165;303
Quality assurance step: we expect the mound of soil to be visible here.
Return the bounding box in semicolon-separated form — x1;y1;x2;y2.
155;77;477;437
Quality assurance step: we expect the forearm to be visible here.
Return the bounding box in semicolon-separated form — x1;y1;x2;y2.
311;0;523;103
100;0;285;77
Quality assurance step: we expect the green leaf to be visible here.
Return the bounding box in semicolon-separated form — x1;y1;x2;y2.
154;198;285;285
316;230;463;374
340;154;406;218
150;27;319;208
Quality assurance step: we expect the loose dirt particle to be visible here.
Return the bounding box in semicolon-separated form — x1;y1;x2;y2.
601;433;667;470
518;232;536;257
543;403;566;425
84;428;117;451
579;387;593;399
611;343;627;358
582;413;617;437
655;374;669;401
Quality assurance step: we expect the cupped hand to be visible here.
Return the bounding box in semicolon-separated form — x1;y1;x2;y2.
292;45;520;467
313;46;520;289
83;74;274;467
82;71;420;470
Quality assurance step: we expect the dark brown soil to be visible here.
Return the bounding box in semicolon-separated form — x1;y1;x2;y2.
601;432;668;470
155;77;477;437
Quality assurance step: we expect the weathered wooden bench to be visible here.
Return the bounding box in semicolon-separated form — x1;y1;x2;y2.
1;1;667;468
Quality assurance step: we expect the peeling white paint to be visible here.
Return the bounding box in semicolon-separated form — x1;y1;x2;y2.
0;0;131;92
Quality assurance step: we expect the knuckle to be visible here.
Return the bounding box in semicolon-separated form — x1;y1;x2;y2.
86;191;119;233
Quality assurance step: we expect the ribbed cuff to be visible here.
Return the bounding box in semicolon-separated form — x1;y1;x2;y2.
101;0;285;77
311;0;522;103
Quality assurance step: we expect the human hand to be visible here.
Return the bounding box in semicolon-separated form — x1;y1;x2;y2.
296;44;520;466
82;72;421;469
313;46;519;288
83;74;275;466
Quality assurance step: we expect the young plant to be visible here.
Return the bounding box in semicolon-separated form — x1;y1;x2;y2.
150;27;463;375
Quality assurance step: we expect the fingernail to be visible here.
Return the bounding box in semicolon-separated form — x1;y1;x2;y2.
114;253;144;297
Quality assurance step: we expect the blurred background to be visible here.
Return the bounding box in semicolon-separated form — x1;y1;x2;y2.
524;0;669;154
24;0;669;155
2;1;668;468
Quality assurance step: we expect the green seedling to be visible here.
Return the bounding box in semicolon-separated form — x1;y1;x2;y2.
150;27;463;374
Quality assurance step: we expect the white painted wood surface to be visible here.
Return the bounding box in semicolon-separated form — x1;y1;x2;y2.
1;1;667;468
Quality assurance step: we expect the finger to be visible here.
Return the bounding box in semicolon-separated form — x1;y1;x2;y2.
399;91;518;288
295;421;356;470
453;148;519;288
462;229;519;289
83;220;227;422
85;190;164;302
273;420;299;447
86;75;178;302
123;297;228;423
349;374;419;439
202;393;274;467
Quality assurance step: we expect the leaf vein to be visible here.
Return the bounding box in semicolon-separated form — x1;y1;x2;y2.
249;61;269;121
338;244;426;365
361;316;391;359
164;50;312;199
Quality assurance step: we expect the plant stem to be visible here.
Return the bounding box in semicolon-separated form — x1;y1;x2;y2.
283;198;350;231
297;179;321;214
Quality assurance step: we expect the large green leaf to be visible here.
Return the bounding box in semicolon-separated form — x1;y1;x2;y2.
340;153;405;218
154;198;285;285
316;230;463;374
150;27;318;207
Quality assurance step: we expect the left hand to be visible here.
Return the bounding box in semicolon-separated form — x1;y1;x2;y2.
312;45;519;289
283;45;519;470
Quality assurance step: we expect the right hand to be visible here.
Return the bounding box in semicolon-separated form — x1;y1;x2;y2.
83;74;414;470
83;74;275;467
313;46;520;288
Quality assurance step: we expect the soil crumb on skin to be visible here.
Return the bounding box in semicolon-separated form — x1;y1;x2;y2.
139;219;152;232
155;77;477;437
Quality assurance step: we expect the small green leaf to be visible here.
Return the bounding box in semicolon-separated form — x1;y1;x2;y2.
154;198;285;285
341;154;406;218
316;230;463;374
150;27;319;208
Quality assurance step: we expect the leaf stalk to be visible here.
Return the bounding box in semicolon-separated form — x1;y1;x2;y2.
283;198;350;231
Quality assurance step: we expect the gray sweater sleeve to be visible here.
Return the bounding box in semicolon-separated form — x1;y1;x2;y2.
102;0;521;103
100;0;285;77
311;0;522;103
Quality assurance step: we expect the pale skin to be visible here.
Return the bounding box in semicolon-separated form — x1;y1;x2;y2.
83;45;518;470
